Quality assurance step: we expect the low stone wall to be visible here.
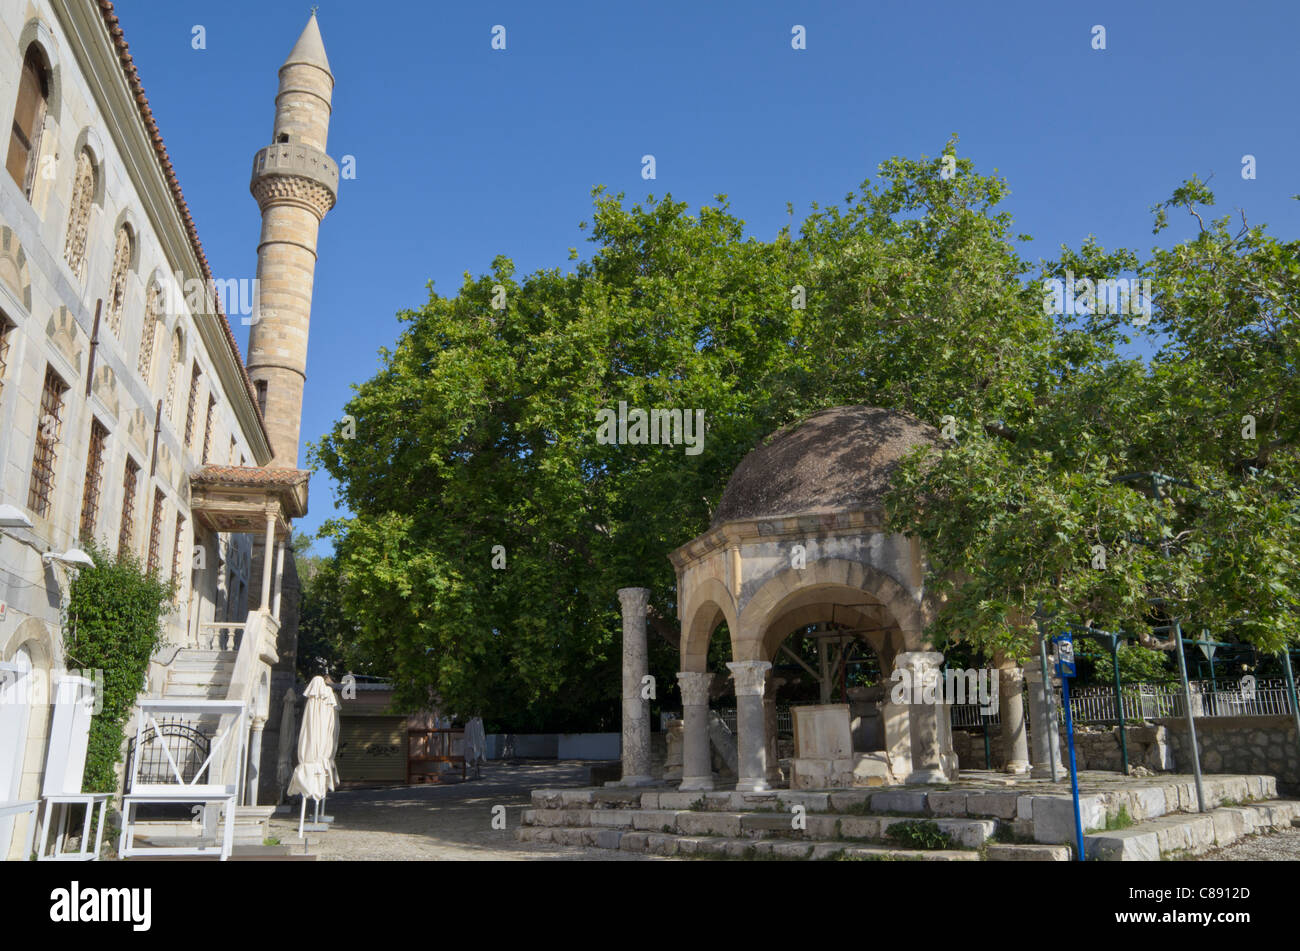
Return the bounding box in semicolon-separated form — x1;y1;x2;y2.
954;716;1299;792
1157;716;1300;793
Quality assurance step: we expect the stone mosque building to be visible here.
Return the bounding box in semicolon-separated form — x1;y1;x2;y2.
0;2;336;857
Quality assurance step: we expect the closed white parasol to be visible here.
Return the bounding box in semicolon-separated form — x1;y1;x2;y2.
287;676;338;837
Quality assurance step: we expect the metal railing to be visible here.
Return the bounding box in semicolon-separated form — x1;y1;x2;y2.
716;707;793;736
950;678;1293;730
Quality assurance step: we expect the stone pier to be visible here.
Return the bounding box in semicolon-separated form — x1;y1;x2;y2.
616;587;654;786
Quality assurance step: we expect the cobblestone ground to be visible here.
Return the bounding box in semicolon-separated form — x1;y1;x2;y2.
1191;827;1300;861
265;761;664;861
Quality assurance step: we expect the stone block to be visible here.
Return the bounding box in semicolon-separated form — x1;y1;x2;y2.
829;790;873;812
965;791;1018;819
805;815;840;838
631;810;681;831
1030;795;1105;843
677;811;742;837
777;791;832;812
739;813;794;834
936;818;997;848
644;833;680;856
559;789;595;807
674;836;712;856
793;705;854;758
732;791;780;811
1130;786;1166;822
839;816;881;840
658;791;704;810
1211;808;1246;847
586;828;623;850
870;790;929;814
1086;830;1159;861
769;841;814;860
619;831;649;852
985;843;1072;861
589;809;633;828
927;791;969;816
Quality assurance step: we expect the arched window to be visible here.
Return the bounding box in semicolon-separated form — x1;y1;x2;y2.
138;282;162;380
164;328;182;420
105;224;133;336
63;149;96;281
6;45;49;198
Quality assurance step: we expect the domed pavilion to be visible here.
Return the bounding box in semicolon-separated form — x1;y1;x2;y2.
666;405;962;791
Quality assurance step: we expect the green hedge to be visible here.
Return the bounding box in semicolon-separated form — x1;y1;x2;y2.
63;542;174;793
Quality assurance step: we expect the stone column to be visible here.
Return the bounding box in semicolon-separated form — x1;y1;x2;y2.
616;587;654;786
727;660;772;792
677;671;714;791
896;650;948;784
246;715;266;806
999;667;1031;774
1024;665;1064;779
272;540;286;621
259;511;276;612
763;672;784;783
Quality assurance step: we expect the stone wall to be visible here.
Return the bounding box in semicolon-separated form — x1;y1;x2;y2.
1158;716;1300;793
954;717;1299;792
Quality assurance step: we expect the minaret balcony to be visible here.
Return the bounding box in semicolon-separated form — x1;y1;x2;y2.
250;143;338;207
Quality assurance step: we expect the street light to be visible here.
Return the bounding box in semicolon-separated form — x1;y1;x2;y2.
0;504;33;530
42;548;95;569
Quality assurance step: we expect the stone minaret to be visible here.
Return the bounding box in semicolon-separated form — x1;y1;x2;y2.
246;13;337;468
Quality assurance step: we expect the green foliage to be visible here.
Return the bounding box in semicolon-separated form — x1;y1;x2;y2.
63;542;174;793
315;143;1298;724
1103;805;1135;831
296;546;373;682
315;139;1057;726
886;178;1300;660
883;819;954;850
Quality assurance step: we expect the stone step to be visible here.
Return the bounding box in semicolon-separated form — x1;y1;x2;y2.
521;806;1000;848
1085;800;1300;861
516;826;979;861
167;668;236;686
528;773;1284;847
161;681;232;699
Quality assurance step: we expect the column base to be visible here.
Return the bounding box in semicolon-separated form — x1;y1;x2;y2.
734;778;770;793
678;776;715;792
904;768;949;785
1002;760;1031;775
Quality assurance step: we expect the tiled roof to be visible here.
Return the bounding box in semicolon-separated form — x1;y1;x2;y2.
95;1;269;445
192;465;311;487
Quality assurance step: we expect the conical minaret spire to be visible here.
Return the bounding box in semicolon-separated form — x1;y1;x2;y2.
245;13;338;467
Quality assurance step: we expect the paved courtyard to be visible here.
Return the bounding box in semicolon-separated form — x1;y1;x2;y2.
265;762;1300;861
266;762;663;861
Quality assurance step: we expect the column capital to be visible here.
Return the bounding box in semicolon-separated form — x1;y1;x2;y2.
895;650;945;672
250;715;268;729
617;586;650;614
726;660;772;696
676;671;714;706
1000;666;1026;686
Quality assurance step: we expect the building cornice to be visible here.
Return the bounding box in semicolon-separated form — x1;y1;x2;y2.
49;0;273;465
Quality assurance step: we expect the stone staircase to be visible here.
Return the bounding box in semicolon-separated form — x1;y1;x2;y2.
139;648;269;846
162;649;236;700
517;772;1300;861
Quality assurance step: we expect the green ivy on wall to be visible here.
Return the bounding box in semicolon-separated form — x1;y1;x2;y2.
62;542;174;794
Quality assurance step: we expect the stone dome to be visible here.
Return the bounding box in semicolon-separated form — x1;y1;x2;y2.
711;406;939;527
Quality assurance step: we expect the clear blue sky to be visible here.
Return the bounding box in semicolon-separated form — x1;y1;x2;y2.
114;0;1300;549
